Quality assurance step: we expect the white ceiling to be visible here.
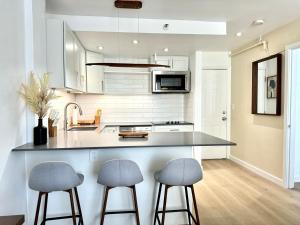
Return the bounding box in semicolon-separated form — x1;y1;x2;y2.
47;0;300;57
76;32;233;58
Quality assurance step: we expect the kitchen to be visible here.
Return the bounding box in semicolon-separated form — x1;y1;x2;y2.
13;13;234;225
2;1;300;225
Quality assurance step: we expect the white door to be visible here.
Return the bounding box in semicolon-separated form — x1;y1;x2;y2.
201;69;228;159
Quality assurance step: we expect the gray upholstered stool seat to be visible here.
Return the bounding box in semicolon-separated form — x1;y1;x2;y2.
154;158;202;186
97;159;143;225
29;162;84;225
29;162;84;193
97;159;143;187
154;158;203;225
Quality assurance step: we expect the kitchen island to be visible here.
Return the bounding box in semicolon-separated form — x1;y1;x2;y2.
13;126;235;225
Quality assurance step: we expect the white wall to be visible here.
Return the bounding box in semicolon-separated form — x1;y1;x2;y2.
0;0;27;215
0;0;54;219
104;74;150;95
76;94;184;123
184;53;196;123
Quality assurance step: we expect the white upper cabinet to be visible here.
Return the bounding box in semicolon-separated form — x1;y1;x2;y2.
64;25;77;90
172;56;189;71
152;56;189;71
154;56;172;68
47;19;86;92
86;51;104;94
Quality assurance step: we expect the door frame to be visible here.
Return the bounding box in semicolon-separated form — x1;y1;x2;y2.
284;41;300;188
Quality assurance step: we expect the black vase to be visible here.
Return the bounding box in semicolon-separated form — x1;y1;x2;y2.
34;119;47;145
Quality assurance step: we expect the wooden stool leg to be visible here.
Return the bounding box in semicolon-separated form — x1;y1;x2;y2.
132;186;141;225
74;187;84;225
185;186;192;225
161;185;170;225
68;189;77;225
100;187;110;225
191;185;200;225
153;183;162;225
34;192;43;225
42;193;48;225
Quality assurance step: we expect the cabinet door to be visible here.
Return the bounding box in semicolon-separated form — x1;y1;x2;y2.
77;40;86;92
154;56;171;70
172;56;189;71
86;51;104;94
64;24;77;90
102;127;118;133
153;125;194;132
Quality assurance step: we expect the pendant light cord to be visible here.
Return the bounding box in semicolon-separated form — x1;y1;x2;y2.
117;9;120;63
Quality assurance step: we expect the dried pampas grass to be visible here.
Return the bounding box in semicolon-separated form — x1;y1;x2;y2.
20;72;59;119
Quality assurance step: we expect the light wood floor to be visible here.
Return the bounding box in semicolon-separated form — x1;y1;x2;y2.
194;160;300;225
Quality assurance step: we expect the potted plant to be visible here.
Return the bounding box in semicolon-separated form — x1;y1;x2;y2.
20;72;58;145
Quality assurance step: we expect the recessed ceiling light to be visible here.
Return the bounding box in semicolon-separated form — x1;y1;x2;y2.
164;48;169;52
132;39;139;44
236;32;242;37
253;19;264;26
98;46;104;50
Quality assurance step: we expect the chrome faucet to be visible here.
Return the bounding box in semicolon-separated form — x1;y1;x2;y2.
64;102;83;131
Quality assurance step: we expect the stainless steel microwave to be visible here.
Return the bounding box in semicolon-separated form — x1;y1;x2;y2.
152;71;191;93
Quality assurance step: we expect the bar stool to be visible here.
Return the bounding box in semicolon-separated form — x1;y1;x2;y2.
29;162;84;225
153;158;203;225
97;159;143;225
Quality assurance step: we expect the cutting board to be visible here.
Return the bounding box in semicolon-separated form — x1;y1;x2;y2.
119;131;149;138
77;120;95;125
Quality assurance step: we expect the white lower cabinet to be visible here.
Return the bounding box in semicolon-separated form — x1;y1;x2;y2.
152;125;194;132
101;126;118;133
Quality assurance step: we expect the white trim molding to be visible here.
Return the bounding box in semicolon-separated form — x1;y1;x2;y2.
229;155;284;187
46;14;226;35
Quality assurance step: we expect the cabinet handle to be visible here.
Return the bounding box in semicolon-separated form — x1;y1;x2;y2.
101;80;104;92
170;129;180;132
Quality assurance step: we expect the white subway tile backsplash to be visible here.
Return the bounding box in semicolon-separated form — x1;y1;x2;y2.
75;94;184;122
50;90;76;129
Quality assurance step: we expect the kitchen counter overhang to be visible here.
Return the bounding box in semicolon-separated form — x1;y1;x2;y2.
13;131;235;151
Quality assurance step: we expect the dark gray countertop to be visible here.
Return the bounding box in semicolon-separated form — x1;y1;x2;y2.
12;129;236;151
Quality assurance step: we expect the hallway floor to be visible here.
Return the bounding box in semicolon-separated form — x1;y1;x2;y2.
194;160;300;225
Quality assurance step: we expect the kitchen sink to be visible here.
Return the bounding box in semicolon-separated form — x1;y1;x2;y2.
68;126;98;131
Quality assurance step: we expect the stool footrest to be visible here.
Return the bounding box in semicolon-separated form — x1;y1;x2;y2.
104;210;136;215
156;208;197;224
158;209;188;213
42;214;81;222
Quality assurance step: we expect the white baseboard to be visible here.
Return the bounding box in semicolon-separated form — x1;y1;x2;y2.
294;176;300;183
229;155;284;187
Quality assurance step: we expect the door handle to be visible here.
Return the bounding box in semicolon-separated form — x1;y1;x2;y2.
222;116;227;121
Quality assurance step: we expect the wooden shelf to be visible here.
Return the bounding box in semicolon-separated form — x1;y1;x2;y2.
104;71;151;75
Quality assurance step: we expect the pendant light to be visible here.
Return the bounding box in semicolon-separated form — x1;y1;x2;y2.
86;0;170;69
